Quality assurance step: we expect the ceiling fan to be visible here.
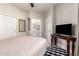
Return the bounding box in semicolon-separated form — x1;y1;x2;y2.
30;3;34;7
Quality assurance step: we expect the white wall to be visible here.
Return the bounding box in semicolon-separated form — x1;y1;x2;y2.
45;5;55;45
55;3;78;55
77;4;79;55
0;14;16;40
0;3;28;39
56;3;78;36
0;3;46;39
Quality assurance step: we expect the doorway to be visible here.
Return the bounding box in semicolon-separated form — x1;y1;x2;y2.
28;18;41;37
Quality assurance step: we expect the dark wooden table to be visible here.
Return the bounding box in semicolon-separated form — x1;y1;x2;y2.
51;34;76;56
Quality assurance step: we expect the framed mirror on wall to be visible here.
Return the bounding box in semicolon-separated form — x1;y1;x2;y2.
19;19;26;32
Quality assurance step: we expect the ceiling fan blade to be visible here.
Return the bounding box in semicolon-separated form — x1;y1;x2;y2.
30;3;34;7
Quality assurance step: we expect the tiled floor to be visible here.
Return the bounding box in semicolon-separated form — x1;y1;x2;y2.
44;46;67;56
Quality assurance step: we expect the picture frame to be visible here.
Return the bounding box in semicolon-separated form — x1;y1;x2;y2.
19;19;26;32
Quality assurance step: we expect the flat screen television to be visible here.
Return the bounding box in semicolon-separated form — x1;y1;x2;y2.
56;24;72;36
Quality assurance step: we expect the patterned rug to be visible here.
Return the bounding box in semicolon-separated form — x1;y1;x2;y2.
44;46;67;56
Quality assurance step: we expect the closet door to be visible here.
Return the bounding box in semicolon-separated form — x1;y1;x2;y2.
0;14;16;39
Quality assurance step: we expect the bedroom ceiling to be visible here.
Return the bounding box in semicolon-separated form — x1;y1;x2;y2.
12;3;54;13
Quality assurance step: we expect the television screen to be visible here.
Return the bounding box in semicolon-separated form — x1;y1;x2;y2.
56;24;72;36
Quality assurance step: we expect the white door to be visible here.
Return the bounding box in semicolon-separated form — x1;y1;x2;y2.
30;18;41;37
